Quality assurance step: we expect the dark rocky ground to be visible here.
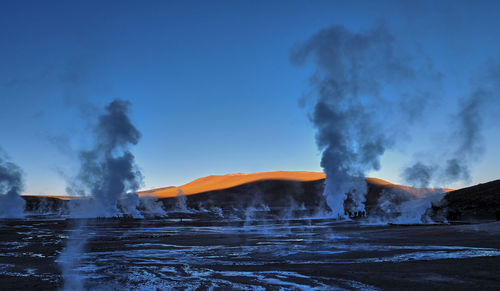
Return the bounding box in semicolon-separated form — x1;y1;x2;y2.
439;179;500;221
6;178;498;290
0;217;499;290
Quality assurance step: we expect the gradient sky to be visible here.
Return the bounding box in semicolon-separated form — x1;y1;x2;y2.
1;0;499;195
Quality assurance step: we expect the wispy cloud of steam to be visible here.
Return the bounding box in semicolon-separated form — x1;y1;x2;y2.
442;88;488;183
402;162;437;188
71;99;143;217
139;197;166;217
403;61;500;187
0;148;25;218
173;189;189;213
58;221;88;291
369;188;444;225
58;99;145;289
290;24;439;218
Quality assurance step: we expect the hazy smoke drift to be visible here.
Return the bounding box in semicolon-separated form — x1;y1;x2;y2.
58;221;87;291
403;63;500;188
75;99;142;217
59;99;143;290
291;24;426;218
402;162;436;188
174;189;188;212
0;149;25;218
402;94;484;188
371;188;444;224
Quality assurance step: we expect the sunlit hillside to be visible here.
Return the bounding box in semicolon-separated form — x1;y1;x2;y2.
138;171;326;198
137;171;448;199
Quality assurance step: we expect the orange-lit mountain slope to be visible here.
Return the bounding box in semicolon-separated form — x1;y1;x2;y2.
25;171;451;200
138;171;326;198
23;171;452;200
365;177;453;196
138;171;436;199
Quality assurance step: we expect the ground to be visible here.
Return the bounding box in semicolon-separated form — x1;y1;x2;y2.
0;216;499;290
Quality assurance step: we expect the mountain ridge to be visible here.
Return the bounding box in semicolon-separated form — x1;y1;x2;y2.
137;171;453;199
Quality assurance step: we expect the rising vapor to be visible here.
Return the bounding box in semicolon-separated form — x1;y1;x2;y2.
403;61;500;187
72;99;143;217
290;24;439;218
0;148;25;218
402;162;436;188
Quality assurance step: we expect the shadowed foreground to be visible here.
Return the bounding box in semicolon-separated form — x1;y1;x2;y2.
0;216;499;290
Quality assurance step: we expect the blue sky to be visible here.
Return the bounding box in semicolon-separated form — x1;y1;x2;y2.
1;0;499;194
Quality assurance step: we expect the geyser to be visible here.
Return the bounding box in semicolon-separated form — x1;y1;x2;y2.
71;99;143;217
0;148;25;218
59;99;148;291
290;24;439;218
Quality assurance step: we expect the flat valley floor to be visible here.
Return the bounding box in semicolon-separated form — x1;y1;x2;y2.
1;216;499;290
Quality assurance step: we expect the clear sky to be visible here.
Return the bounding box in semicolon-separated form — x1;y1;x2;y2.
1;0;499;195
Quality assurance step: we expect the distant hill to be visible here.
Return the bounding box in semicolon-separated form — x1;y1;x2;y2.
439;179;500;221
23;171;416;216
137;171;428;199
21;170;498;221
139;171;452;218
138;171;326;198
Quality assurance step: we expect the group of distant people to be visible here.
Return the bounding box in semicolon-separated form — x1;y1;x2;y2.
346;210;366;218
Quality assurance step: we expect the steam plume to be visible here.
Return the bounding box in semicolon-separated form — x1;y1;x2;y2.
58;221;87;291
0;148;25;218
442;89;488;183
290;24;435;218
403;62;500;187
73;99;142;217
371;188;444;224
174;189;188;212
402;162;436;188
